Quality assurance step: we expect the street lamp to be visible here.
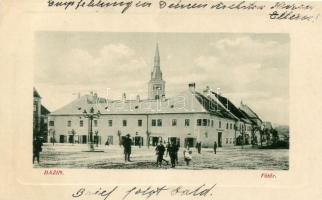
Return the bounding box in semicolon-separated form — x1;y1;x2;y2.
83;107;101;151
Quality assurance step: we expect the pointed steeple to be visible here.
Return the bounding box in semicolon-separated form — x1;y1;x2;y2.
148;43;166;100
151;43;162;80
154;42;160;67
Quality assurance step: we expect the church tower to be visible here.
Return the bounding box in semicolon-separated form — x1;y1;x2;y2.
148;43;165;100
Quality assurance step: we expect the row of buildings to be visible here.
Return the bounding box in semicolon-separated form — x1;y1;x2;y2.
46;44;267;148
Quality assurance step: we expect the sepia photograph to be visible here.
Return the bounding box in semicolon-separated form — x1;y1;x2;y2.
33;32;289;170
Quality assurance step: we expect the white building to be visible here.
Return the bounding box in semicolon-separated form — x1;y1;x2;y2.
48;44;262;148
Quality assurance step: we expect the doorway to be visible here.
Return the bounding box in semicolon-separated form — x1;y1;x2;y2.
134;136;144;146
59;135;66;143
184;137;196;148
168;137;180;147
150;136;162;146
81;135;87;144
218;132;222;147
107;136;113;145
68;135;74;143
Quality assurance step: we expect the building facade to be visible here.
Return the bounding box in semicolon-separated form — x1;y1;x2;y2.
33;88;50;141
48;44;262;148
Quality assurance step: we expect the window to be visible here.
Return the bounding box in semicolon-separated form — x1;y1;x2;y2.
33;105;36;112
226;123;228;129
123;120;127;127
202;119;207;126
230;138;232;144
207;119;210;126
67;120;71;127
49;121;54;126
230;123;232;129
138;119;142;127
197;119;202;126
94;120;98;127
219;121;221;128
211;120;214;127
152;119;156;126
80;120;83;127
226;138;229;144
157;119;162;127
108;120;112;127
185;119;190;126
172;119;177;126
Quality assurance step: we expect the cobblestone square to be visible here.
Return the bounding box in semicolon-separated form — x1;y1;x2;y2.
34;143;289;170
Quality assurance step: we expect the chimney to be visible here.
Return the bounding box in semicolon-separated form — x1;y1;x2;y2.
188;82;196;93
122;93;126;101
136;95;140;102
94;92;98;99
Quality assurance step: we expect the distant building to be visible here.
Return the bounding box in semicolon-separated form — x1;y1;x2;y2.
33;88;50;141
48;44;263;148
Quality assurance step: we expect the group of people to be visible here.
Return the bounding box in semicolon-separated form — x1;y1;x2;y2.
155;140;180;168
155;141;197;168
195;141;218;154
122;134;219;168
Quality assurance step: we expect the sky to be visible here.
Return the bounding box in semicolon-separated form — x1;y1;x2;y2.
34;32;289;125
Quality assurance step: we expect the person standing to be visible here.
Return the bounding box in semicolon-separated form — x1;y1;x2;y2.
33;137;43;164
183;146;192;166
175;142;180;164
155;141;166;167
122;134;132;162
196;141;202;154
167;141;178;168
214;141;217;154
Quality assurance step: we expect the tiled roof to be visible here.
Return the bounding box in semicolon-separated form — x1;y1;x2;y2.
210;92;252;123
238;109;257;125
239;103;262;122
50;90;209;116
194;92;237;120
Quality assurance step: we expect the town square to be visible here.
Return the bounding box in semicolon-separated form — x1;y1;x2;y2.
33;32;289;170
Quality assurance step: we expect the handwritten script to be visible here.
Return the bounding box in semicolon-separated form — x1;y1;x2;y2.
71;184;216;200
46;0;320;22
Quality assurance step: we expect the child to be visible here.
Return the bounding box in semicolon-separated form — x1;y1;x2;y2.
183;146;192;166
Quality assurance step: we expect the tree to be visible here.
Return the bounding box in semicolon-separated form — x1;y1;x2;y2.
271;129;279;145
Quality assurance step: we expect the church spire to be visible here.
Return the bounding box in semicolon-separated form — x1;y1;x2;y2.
154;42;160;67
151;43;162;80
148;43;166;100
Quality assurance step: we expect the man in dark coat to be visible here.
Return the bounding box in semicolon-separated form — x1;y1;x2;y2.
122;134;132;162
214;141;217;154
167;141;178;168
155;141;166;167
33;137;43;164
196;141;202;154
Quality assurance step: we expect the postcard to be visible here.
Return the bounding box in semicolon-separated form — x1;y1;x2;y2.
1;0;322;200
